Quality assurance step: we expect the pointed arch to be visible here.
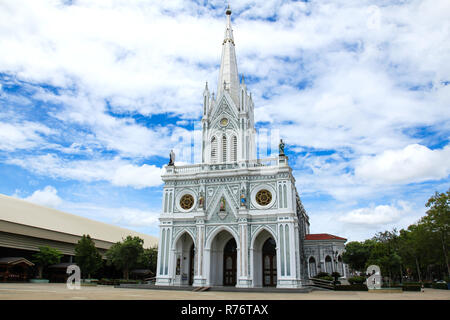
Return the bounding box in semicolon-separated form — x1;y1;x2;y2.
250;225;277;250
205;225;240;251
172;228;196;250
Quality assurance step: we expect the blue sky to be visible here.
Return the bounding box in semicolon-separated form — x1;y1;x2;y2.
0;0;449;241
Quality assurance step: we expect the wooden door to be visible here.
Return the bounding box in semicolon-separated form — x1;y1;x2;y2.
223;239;237;286
262;238;277;287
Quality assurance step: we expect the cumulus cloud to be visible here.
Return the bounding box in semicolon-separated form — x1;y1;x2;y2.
8;154;163;189
338;201;412;226
0;121;55;151
23;185;63;208
355;144;450;185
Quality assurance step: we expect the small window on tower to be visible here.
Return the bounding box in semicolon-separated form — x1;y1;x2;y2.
211;137;218;163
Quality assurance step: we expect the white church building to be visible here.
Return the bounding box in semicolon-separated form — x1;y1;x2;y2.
155;7;348;288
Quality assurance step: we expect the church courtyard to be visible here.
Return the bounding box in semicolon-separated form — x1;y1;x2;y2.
0;283;448;300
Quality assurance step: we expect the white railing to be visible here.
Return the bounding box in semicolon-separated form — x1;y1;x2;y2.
164;157;284;175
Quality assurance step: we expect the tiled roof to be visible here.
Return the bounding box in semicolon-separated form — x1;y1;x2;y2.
305;233;347;241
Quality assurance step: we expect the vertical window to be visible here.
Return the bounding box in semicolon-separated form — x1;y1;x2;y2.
285;224;290;276
164;192;168;213
222;135;227;162
280;225;285;276
211;137;217;163
160;229;166;274
164;229;170;275
168;192;173;213
283;185;287;208
309;257;317;278
279;185;282;208
231;136;237;161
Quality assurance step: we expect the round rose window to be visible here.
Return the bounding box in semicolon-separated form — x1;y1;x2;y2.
255;189;272;206
180;194;194;210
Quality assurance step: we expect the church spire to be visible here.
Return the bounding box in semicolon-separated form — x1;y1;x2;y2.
217;5;240;107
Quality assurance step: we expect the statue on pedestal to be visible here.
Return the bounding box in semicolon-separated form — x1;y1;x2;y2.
240;187;247;207
168;149;175;166
219;196;226;211
279;139;285;156
198;191;204;209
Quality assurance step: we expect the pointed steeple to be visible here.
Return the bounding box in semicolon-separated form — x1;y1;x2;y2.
217;5;240;107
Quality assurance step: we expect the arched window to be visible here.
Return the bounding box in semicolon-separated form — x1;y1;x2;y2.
211;137;218;163
309;257;317;278
222;135;227;162
325;255;332;274
231;136;237;162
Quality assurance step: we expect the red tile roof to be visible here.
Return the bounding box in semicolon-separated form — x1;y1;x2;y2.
305;233;347;241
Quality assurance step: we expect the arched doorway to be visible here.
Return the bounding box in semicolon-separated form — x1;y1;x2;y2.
189;244;195;285
309;257;317;278
262;238;277;287
223;238;237;286
207;229;239;286
173;232;195;286
251;228;277;287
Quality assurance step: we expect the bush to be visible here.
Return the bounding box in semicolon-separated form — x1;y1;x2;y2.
97;278;142;285
331;272;341;278
315;272;330;278
432;283;448;290
319;276;334;281
348;276;366;284
402;283;421;291
334;284;368;291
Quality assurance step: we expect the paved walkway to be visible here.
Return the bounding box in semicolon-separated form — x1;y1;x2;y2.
0;283;449;300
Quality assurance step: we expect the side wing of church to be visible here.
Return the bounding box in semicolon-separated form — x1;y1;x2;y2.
156;7;348;288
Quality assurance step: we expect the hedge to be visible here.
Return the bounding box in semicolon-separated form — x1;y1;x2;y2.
348;276;366;285
402;283;421;291
432;283;448;290
334;284;368;291
98;278;142;285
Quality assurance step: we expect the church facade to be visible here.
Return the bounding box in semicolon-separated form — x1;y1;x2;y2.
155;8;348;288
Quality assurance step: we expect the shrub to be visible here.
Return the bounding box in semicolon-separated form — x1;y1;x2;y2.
402;283;421;291
331;272;341;278
334;284;368;291
319;276;334;281
432;283;448;290
315;272;330;278
348;276;366;284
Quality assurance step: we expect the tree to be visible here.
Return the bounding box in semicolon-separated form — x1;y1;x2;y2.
342;240;374;272
105;236;146;280
74;234;103;279
32;246;63;279
424;189;450;277
143;245;158;276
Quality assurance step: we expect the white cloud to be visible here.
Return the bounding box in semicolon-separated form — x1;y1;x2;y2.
355;144;450;185
338;201;412;226
0;121;55;151
111;164;164;189
23;185;63;208
7;154;163;189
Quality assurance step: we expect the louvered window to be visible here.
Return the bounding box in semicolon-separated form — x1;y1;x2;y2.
211;137;218;163
231;135;237;162
222;135;227;162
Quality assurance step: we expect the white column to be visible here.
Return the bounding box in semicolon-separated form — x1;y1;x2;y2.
193;219;206;287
